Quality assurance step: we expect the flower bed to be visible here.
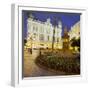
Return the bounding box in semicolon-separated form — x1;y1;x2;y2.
35;53;80;74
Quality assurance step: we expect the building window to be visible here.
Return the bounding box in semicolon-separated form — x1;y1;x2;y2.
40;26;44;33
46;28;50;34
47;36;50;41
39;34;44;41
33;26;35;31
33;33;37;38
33;25;38;32
36;26;38;32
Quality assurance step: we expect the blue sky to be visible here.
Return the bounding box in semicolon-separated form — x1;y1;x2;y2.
22;10;81;38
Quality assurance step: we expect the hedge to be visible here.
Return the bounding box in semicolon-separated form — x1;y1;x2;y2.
35;53;80;74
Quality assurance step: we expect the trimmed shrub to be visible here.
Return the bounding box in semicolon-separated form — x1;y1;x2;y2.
36;52;80;74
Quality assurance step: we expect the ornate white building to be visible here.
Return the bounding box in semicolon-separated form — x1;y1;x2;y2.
68;21;80;51
68;21;80;40
26;14;62;49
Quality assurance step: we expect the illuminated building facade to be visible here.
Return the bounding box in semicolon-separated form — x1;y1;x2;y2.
68;21;80;51
26;14;62;49
68;21;80;40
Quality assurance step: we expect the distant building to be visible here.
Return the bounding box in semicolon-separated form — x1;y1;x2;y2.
68;21;80;40
26;14;62;49
68;21;80;51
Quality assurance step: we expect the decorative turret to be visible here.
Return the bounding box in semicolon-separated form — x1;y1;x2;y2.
28;13;34;20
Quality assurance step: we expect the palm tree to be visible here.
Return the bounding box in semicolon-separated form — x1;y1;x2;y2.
52;17;57;51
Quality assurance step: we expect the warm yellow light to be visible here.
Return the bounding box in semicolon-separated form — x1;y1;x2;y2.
69;46;73;50
75;46;78;51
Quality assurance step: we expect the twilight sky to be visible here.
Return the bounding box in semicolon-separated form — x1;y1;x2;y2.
22;10;81;38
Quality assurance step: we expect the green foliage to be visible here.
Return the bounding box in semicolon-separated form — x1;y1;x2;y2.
36;53;80;74
24;39;27;45
71;37;80;51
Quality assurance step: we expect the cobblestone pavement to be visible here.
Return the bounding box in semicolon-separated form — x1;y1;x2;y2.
23;49;65;77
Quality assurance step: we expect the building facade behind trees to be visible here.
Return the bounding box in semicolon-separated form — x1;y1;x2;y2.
26;14;62;49
25;14;80;51
68;21;80;40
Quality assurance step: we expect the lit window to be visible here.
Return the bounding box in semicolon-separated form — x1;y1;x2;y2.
39;34;44;41
33;26;35;31
40;26;44;33
33;25;38;32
